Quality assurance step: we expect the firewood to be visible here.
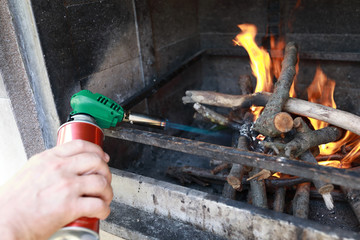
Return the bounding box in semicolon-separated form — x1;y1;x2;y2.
248;168;268;208
286;118;342;158
252;42;298;137
295;117;335;210
223;133;248;197
316;154;343;161
211;162;231;175
301;151;334;210
292;182;311;219
246;169;272;181
225;75;253;193
265;177;309;188
273;187;286;212
183;90;360;136
192;103;243;130
222;183;237;199
263;122;342;158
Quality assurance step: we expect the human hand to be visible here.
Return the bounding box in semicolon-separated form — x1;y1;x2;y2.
0;140;113;240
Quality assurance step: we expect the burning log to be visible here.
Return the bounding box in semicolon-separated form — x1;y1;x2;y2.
182;91;360;136
263;120;342;158
292;182;311;219
253;42;298;137
273;187;286;212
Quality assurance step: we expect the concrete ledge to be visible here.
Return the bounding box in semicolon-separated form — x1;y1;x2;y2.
101;201;225;240
107;168;360;240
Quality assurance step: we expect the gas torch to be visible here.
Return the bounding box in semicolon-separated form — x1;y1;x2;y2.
49;90;166;240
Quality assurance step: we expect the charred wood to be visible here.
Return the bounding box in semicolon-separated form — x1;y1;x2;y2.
105;128;360;190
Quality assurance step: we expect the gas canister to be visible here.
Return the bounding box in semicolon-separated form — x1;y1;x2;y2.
49;114;104;240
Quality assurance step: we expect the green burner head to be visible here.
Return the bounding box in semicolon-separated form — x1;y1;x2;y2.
70;90;125;129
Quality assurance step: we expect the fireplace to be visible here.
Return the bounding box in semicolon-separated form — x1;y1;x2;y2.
14;0;360;239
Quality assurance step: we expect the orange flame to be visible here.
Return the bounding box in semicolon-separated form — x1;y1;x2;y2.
307;66;360;167
233;24;273;119
307;66;336;131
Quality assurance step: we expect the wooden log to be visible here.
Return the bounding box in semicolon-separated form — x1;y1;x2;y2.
295;117;335;210
182;91;360;136
273;187;286;212
265;177;309;188
292;182;311;219
105;128;360;189
301;151;334;210
263;122;342;158
193;103;243;130
226;74;253;192
252;42;298;137
211;162;231;175
226;136;248;191
222;183;237;199
248;168;268;209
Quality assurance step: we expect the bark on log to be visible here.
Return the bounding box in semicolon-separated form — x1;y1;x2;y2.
226;136;248;191
183;91;360;136
263;119;342;158
222;183;237;199
193;103;243;130
226;75;253;193
265;177;309;188
292;182;311;219
273;187;286;212
296;117;335;210
301;151;334;210
211;162;231;175
248;168;268;209
252;42;298;137
285;127;342;158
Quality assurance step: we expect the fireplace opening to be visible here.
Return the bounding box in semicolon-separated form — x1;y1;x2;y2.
30;0;360;239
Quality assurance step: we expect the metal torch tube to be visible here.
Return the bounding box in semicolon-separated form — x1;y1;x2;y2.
123;112;167;128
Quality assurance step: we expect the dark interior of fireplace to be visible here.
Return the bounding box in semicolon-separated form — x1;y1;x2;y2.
31;0;360;235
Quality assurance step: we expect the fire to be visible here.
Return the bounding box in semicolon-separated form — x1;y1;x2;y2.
307;66;336;131
234;24;360;168
307;66;360;167
233;24;272;93
233;24;273;119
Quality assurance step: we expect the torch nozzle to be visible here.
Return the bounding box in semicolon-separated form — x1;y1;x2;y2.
123;112;167;128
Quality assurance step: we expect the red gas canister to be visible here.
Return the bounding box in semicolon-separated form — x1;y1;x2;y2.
49;114;104;240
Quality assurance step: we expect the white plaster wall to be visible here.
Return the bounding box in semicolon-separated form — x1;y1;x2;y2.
0;73;27;185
